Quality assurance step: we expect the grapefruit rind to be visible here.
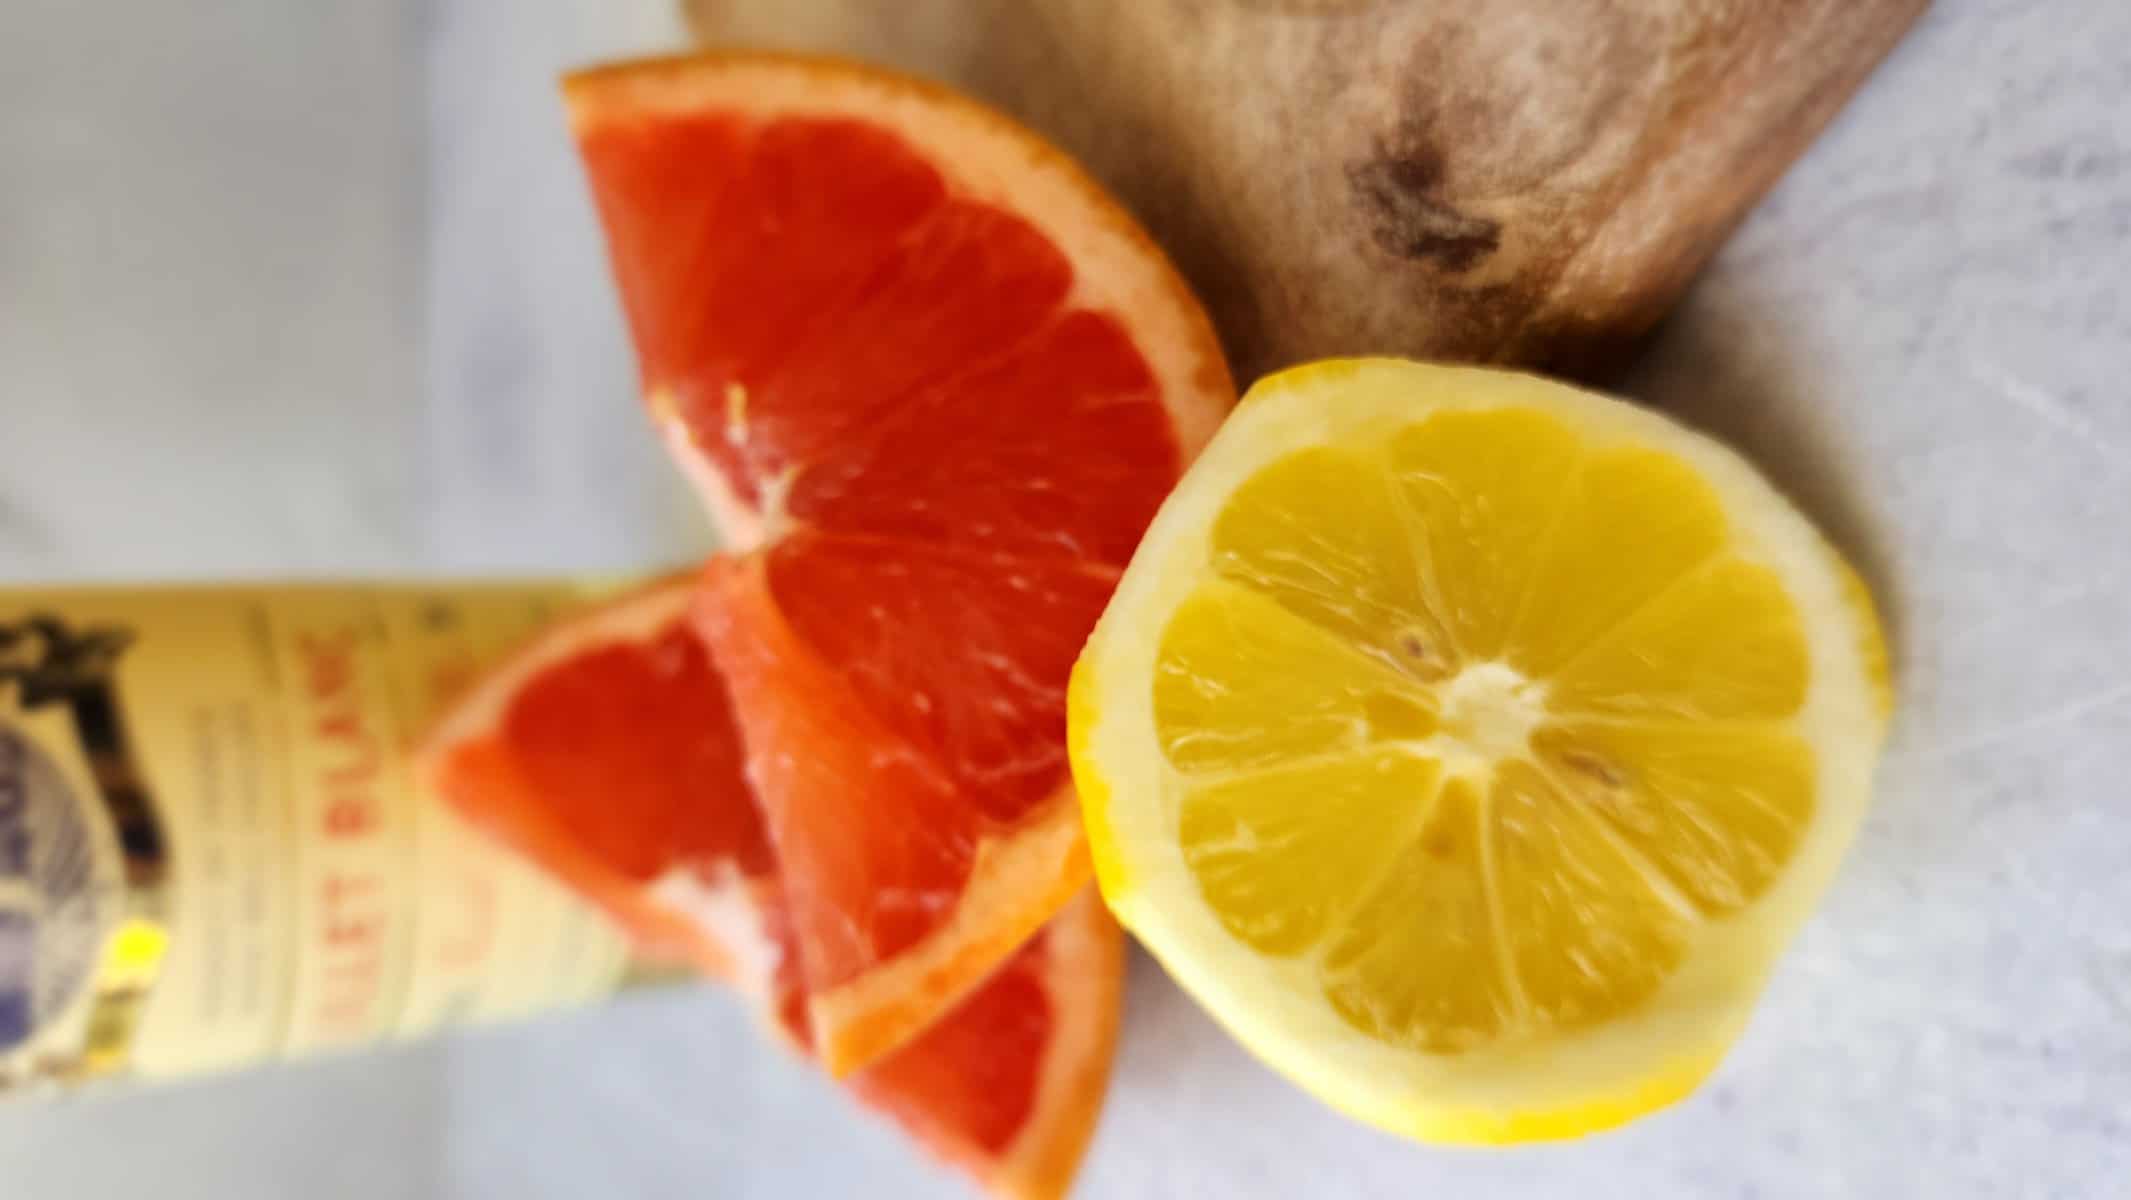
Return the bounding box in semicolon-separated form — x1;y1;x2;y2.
811;800;1094;1077
990;889;1125;1200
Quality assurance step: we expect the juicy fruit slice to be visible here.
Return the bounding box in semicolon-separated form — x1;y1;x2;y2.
693;549;1101;1072
844;890;1122;1200
423;578;777;978
566;52;1231;1072
420;580;1124;1199
1071;359;1890;1143
743;886;1124;1200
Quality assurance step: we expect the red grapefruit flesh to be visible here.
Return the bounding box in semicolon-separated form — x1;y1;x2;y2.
852;890;1122;1200
566;51;1232;1072
420;579;1123;1199
423;578;778;980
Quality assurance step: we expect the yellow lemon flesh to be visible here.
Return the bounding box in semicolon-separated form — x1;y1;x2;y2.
1069;359;1890;1144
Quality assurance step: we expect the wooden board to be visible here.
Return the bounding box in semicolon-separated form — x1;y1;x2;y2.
681;0;1927;380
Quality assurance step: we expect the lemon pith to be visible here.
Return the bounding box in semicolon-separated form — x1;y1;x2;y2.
1071;359;1888;1143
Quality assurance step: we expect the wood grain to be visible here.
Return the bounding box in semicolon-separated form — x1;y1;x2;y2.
680;0;1927;380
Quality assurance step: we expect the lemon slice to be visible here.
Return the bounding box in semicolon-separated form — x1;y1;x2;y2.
1069;359;1890;1144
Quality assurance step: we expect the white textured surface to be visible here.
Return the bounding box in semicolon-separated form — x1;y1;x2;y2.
2;1;2128;1197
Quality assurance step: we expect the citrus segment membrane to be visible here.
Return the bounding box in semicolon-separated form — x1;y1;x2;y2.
1318;780;1507;1053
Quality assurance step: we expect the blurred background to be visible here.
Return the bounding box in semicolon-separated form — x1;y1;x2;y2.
2;2;2128;1197
0;1;705;582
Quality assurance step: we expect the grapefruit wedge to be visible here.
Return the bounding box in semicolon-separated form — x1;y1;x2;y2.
421;578;780;981
421;579;1124;1199
851;890;1121;1200
565;52;1232;1071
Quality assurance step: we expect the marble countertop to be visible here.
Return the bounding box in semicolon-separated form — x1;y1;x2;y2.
1;1;2126;1196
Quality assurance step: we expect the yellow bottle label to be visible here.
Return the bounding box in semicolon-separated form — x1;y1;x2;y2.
0;581;634;1091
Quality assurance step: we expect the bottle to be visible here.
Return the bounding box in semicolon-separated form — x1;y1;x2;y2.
0;580;648;1094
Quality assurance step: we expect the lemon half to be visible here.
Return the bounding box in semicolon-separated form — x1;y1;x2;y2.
1069;359;1889;1144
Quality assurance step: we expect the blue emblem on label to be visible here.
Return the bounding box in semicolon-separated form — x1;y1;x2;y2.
0;723;118;1053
